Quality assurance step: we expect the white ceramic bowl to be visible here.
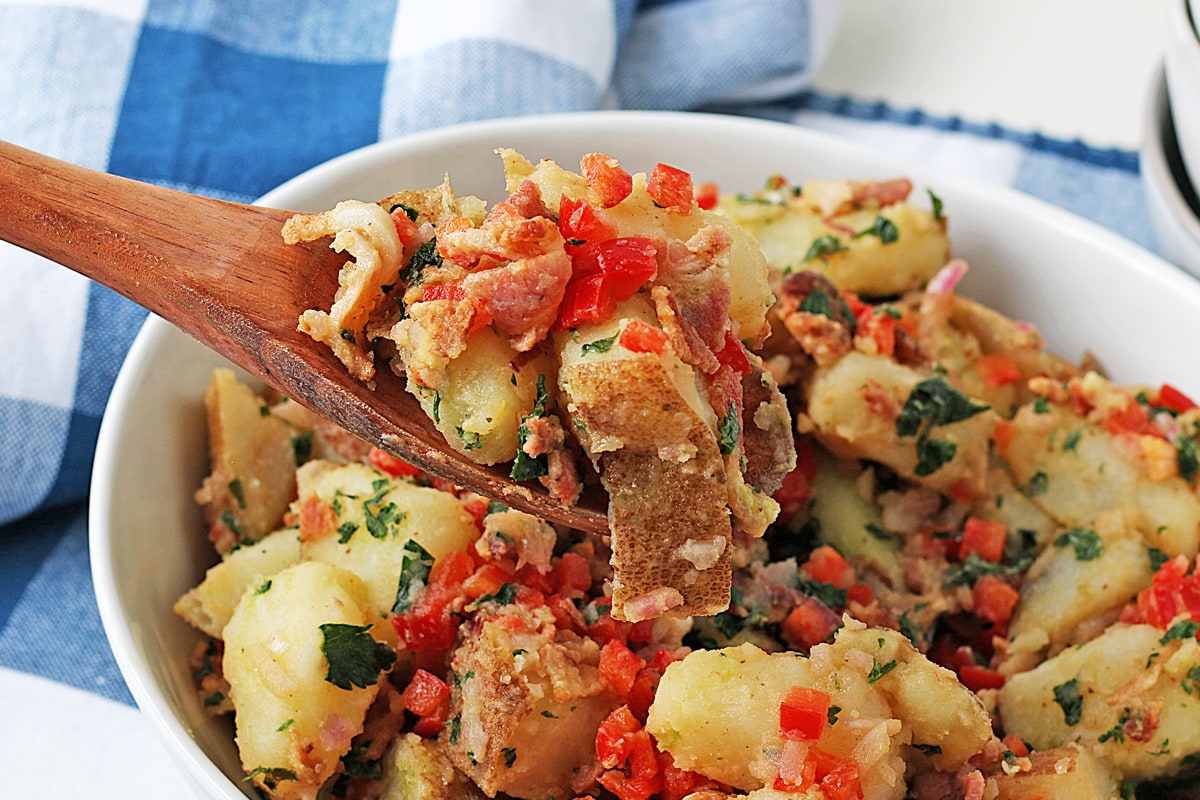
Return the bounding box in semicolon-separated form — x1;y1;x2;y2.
1142;63;1200;278
1166;0;1200;191
90;111;1200;798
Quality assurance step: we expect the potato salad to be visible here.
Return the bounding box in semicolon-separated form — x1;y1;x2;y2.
174;153;1200;800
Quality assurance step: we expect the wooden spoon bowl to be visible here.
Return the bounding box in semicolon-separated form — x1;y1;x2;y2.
0;140;608;533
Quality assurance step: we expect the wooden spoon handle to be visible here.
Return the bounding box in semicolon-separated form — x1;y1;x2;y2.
0;140;610;533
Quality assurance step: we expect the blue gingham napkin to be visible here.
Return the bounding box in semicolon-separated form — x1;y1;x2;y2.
0;0;1158;795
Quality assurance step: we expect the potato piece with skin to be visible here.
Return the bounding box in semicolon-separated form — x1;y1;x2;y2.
173;527;301;638
983;743;1120;800
1002;403;1200;557
377;733;486;800
443;604;619;800
1008;517;1155;657
998;623;1200;781
557;300;733;621
195;368;302;553
223;561;384;800
806;351;997;497
296;460;478;626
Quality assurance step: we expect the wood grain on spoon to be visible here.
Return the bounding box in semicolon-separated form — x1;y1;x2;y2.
0;140;609;533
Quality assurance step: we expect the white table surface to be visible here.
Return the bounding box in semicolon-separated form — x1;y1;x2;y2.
22;4;1168;798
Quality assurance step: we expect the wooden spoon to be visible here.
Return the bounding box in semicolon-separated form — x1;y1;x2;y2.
0;140;609;534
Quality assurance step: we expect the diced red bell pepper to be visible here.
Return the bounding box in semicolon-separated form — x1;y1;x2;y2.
972;575;1020;626
581;153;634;208
1136;556;1200;629
1159;383;1199;414
714;330;753;376
559;194;619;253
958;663;1006;691
1102;398;1152;437
959;516;1007;564
367;447;422;479
803;545;853;588
625;666;661;722
401;668;451;717
619;320;669;355
846;582;873;606
647;163;694;213
391;549;475;652
596;705;641;768
390;207;421;244
816;753;863;800
976;353;1022;389
551;551;594;597
779;686;832;741
460;562;513;603
856;310;896;357
599;639;648;697
782;597;842;649
556;274;618;330
571;237;659;296
410;700;449;737
693;181;719;211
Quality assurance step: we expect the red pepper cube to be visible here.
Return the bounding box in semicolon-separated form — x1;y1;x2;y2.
599;639;648;697
401;668;451;717
581;153;634;208
779;685;832;741
1159;383;1199;414
972;575;1020;626
367;447;422;479
693;181;720;211
960;516;1006;564
782;597;842;650
559;194;619;254
556;274;618;330
619;320;669;355
647;163;694;213
802;545;853;588
593;236;658;301
976;353;1022;389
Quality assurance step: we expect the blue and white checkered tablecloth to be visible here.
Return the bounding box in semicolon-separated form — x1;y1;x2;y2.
0;1;1161;796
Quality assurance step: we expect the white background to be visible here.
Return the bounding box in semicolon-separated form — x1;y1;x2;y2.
813;0;1168;150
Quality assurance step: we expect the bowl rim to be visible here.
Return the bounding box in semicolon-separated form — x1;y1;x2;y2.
89;108;1200;798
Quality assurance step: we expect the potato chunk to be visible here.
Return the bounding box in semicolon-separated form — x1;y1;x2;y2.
646;624;991;796
408;325;551;465
984;743;1120;800
296;460;478;626
173;527;301;638
442;604;619;800
999;623;1200;781
377;733;485;800
719;184;948;298
806;351;997;496
195;368;302;552
1008;518;1154;657
223;561;386;800
1003;403;1200;557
